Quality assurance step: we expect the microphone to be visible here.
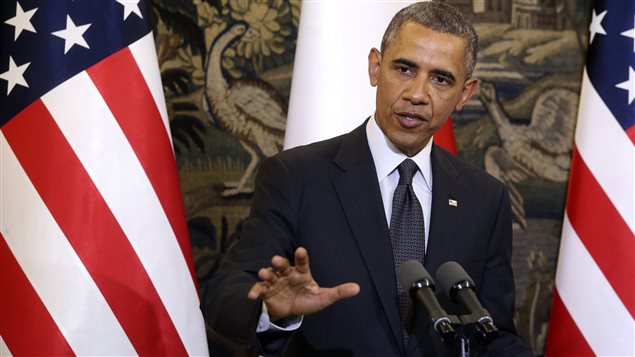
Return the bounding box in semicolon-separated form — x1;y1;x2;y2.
436;261;498;341
398;260;455;343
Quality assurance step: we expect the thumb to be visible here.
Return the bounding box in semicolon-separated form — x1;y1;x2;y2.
328;282;360;302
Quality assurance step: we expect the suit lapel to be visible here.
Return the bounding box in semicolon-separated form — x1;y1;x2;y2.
425;145;465;272
408;145;465;355
331;123;404;353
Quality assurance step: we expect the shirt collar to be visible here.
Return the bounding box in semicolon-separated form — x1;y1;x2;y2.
366;115;433;189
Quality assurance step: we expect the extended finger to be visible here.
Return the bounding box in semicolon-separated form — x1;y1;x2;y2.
294;247;310;274
258;267;278;283
271;255;292;276
247;282;267;300
323;283;360;306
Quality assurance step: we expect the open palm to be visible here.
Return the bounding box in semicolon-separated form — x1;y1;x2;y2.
247;247;360;322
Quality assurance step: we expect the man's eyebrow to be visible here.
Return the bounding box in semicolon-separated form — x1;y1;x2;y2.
392;58;457;83
392;57;419;69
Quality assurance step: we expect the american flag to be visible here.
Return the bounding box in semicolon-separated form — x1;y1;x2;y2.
0;1;208;355
546;0;634;355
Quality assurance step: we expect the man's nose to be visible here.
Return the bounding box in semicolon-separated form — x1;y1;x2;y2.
403;76;431;104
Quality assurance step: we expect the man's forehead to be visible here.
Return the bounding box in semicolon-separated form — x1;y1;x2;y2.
386;23;469;71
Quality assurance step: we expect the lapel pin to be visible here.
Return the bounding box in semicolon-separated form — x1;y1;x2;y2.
448;199;458;207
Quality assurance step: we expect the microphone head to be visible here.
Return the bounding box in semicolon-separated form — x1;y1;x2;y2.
398;260;434;292
435;261;475;297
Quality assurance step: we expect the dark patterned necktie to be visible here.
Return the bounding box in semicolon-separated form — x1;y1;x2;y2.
390;158;425;348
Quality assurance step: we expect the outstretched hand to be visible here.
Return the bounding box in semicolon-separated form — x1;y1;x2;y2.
247;247;360;322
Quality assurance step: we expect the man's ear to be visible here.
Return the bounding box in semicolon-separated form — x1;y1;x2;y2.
455;77;478;111
368;48;382;87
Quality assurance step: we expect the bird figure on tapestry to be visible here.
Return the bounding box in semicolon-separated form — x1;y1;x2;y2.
204;23;287;197
478;81;577;229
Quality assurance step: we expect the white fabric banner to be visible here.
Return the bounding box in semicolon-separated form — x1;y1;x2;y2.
285;1;418;149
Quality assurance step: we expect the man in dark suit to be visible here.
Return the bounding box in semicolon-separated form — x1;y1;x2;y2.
202;2;532;356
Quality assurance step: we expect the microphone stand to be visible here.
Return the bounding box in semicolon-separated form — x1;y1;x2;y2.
455;332;469;357
440;313;498;357
437;314;469;357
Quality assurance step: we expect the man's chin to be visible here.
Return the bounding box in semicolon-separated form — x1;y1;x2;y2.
393;140;428;157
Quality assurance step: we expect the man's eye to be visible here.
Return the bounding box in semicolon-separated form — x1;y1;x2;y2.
397;66;411;74
433;76;451;85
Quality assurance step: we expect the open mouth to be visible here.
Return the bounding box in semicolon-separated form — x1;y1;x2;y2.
395;112;426;128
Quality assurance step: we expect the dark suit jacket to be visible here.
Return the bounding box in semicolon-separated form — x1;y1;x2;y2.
202;122;532;356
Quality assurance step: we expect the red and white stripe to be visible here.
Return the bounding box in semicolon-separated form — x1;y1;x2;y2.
0;32;208;356
547;70;635;356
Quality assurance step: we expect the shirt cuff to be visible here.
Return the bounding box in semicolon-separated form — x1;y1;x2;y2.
256;301;303;333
